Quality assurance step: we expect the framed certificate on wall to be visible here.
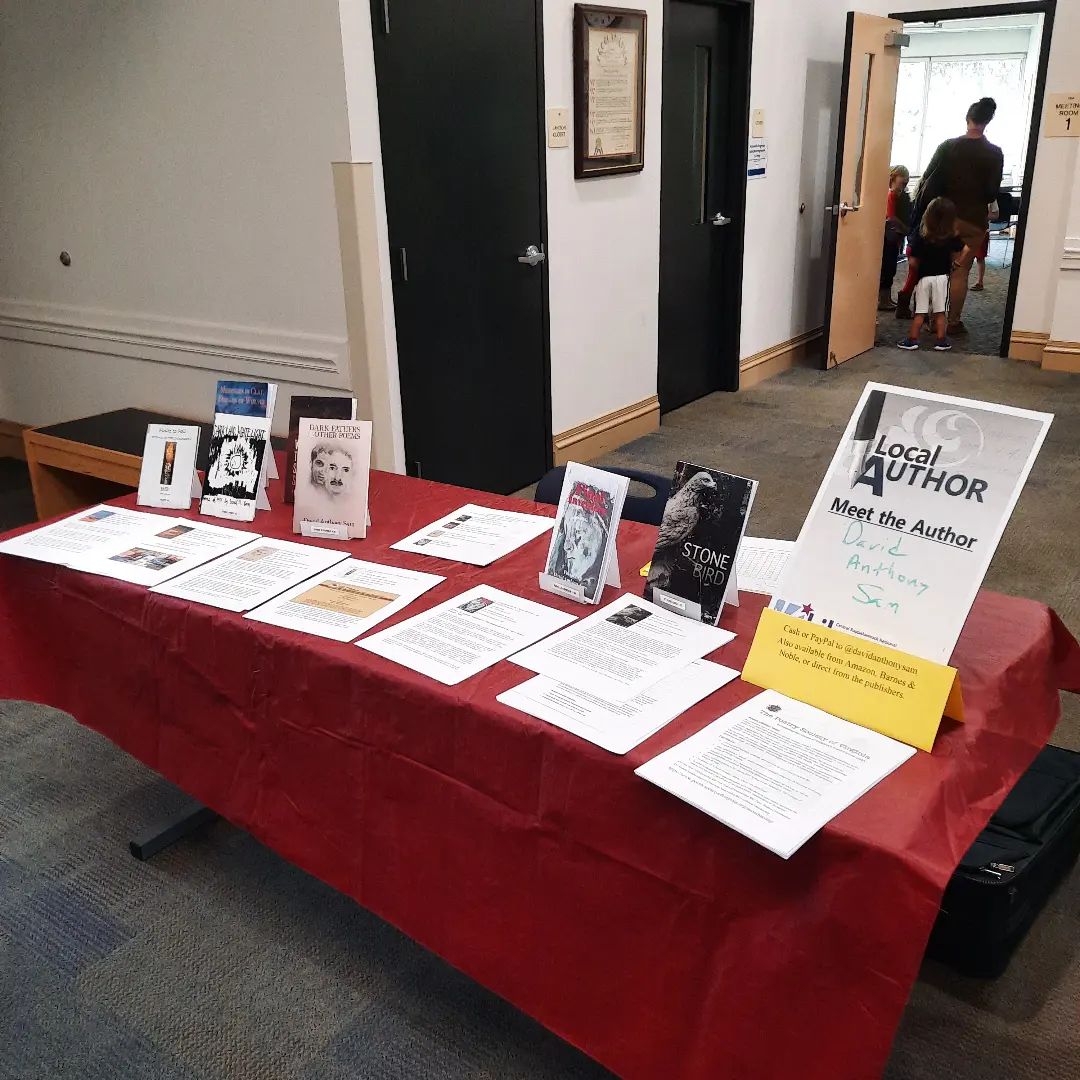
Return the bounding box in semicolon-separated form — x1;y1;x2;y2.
573;5;647;179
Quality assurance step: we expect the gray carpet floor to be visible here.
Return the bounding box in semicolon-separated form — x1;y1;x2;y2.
2;342;1078;1079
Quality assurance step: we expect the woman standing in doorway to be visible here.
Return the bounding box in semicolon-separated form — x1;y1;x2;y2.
896;97;1002;334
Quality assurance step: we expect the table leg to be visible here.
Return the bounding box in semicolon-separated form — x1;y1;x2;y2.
129;800;219;861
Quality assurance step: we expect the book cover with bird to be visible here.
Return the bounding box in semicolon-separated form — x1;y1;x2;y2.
644;462;757;624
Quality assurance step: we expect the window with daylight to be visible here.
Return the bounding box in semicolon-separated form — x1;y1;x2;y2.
892;54;1031;184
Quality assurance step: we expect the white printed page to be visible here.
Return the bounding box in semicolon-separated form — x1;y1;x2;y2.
137;425;201;510
391;504;554;566
735;538;795;595
0;505;168;566
150;538;348;612
510;593;735;702
635;690;916;859
357;584;577;686
245;558;445;643
74;520;259;587
499;659;739;755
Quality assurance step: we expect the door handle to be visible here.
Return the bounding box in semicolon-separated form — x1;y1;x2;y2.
825;202;860;217
517;244;546;267
711;212;732;226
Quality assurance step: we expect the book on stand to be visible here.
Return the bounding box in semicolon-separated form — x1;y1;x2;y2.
292;418;373;540
644;461;757;624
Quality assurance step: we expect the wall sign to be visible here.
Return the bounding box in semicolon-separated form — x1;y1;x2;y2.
547;107;569;149
748;137;768;179
1044;93;1080;138
573;5;647;179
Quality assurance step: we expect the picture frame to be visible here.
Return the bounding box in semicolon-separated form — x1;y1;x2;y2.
573;4;647;179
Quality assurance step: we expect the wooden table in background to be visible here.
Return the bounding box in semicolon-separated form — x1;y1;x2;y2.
23;409;215;520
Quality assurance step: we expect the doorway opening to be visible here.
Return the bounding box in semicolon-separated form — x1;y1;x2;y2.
880;3;1054;358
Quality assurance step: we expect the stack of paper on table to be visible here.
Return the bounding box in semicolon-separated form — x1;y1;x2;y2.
0;506;177;567
635;690;916;858
73;519;258;586
734;537;794;595
509;594;735;702
246;558;444;642
358;584;576;685
499;659;739;754
151;538;348;613
391;504;554;566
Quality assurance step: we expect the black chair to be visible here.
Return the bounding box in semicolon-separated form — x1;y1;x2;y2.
534;466;671;526
989;189;1018;267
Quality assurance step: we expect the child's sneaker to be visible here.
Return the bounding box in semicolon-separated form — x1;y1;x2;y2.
934;338;953;351
897;338;919;350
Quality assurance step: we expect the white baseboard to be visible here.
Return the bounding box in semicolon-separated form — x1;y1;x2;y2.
0;298;348;384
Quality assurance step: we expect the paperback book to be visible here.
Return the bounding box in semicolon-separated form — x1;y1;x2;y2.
292;418;373;539
539;462;627;604
137;424;202;510
644;461;757;624
284;395;357;503
200;379;277;522
201;419;270;522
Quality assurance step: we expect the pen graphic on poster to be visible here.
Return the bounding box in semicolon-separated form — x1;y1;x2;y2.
848;389;885;488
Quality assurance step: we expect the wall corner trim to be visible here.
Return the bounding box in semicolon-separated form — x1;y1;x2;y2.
553;396;660;466
1041;339;1080;373
1008;329;1050;364
0;420;28;460
739;328;823;389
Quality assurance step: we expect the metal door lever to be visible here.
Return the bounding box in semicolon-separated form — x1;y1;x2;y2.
517;244;546;266
711;212;732;226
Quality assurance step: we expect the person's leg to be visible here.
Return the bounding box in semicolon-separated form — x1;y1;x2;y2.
899;314;923;348
934;312;946;340
896;254;917;319
879;238;898;308
975;256;985;289
948;221;982;330
900;280;928;347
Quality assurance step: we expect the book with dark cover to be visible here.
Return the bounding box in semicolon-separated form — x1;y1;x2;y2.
284;396;356;503
644;462;757;624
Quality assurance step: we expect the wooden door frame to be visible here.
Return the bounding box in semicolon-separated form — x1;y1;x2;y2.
533;0;555;471
661;0;754;397
887;0;1057;359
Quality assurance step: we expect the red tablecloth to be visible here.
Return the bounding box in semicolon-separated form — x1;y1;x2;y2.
2;470;1078;1080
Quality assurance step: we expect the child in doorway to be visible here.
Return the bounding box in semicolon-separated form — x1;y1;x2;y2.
878;165;911;309
897;196;966;352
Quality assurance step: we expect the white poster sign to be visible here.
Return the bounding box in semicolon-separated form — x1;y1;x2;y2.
773;383;1052;663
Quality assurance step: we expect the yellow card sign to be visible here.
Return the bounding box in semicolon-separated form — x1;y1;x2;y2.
742;608;963;752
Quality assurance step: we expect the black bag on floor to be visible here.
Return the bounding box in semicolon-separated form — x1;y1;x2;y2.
926;745;1080;978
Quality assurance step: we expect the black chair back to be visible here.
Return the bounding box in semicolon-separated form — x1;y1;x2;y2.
991;189;1016;226
534;466;671;526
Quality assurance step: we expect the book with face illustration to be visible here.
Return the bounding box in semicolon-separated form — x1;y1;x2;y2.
292;418;373;540
539;462;628;605
644;462;757;624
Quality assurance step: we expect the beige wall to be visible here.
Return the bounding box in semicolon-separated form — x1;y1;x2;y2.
0;0;354;437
